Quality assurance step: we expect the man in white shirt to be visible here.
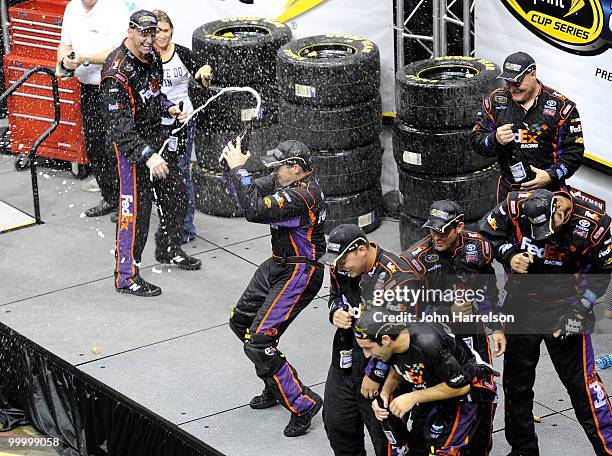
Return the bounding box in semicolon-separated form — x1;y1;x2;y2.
56;0;130;218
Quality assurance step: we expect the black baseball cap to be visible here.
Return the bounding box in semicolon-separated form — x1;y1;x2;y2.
354;306;407;341
422;200;464;233
261;140;311;169
129;10;158;32
320;224;368;267
522;189;557;241
499;51;536;83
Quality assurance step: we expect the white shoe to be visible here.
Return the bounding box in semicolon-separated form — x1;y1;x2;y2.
81;178;100;193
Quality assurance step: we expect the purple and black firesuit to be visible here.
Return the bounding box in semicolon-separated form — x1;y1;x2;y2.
101;42;187;289
228;167;325;417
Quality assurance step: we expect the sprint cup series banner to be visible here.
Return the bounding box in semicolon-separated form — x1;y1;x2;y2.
129;0;395;112
475;0;612;170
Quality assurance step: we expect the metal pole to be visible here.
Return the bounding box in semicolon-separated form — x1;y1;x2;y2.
440;0;448;56
396;0;405;69
0;0;10;55
432;0;441;56
463;0;471;56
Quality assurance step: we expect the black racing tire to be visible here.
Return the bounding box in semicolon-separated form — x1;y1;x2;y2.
277;34;380;106
189;83;278;133
383;190;402;219
192;165;245;217
279;96;381;150
399;164;499;221
311;141;382;197
195;123;279;173
393;122;497;175
396;56;500;128
324;186;383;234
206;87;279;130
399;212;427;251
192;18;292;87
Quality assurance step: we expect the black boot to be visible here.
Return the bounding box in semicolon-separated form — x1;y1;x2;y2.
155;247;202;270
249;386;278;410
284;392;323;437
116;275;161;297
85;199;114;217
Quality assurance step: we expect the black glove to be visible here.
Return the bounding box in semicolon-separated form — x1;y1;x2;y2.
552;298;595;339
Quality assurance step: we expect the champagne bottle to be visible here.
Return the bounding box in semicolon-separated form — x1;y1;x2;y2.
168;101;184;154
337;301;354;369
375;396;411;447
219;119;254;207
508;131;535;183
60;51;76;78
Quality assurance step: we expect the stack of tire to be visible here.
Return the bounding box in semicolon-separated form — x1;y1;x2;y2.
394;56;501;249
190;18;292;216
276;34;383;234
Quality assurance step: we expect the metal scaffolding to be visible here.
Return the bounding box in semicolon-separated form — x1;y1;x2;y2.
395;0;475;69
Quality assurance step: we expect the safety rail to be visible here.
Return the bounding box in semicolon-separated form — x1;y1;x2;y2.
0;66;61;225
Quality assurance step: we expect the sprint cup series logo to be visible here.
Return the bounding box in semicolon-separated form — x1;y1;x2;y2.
503;0;612;55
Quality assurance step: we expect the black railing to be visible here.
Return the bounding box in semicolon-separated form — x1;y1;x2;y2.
0;66;61;225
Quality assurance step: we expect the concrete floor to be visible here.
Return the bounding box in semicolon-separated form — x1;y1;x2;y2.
1;153;611;456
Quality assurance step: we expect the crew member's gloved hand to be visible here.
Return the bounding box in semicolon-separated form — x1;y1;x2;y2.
552;301;595;339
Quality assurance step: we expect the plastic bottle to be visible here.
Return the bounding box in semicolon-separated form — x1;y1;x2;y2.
595;354;612;370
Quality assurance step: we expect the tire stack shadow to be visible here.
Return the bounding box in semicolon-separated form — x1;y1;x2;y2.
190;17;292;217
276;34;383;234
394;56;501;249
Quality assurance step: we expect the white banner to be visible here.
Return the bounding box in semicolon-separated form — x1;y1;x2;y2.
127;0;395;112
475;0;612;169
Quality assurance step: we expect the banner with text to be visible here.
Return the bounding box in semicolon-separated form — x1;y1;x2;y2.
475;0;612;169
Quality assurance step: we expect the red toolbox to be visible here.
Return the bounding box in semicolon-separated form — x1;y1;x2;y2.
8;0;69;62
4;0;88;170
4;54;86;164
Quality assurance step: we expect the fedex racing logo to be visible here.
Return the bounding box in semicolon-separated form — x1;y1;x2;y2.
520;237;545;258
120;194;134;231
590;379;608;409
139;82;160;103
515;124;548;149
